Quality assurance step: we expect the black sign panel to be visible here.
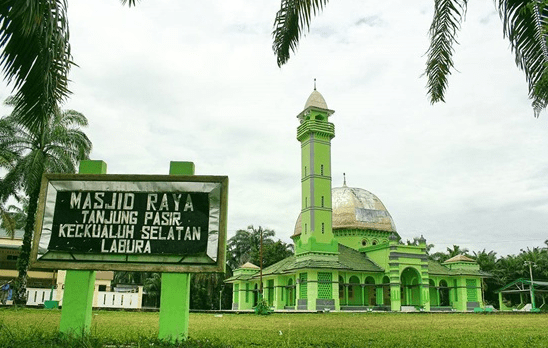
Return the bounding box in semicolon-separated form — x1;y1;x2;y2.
31;174;228;273
47;190;209;255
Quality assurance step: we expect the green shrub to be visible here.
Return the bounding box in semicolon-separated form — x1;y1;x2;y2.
254;299;272;315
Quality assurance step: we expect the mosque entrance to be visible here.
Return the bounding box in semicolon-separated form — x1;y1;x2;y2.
439;280;450;306
382;276;391;306
286;279;295;307
253;284;258;307
400;267;421;306
348;276;362;305
364;276;375;306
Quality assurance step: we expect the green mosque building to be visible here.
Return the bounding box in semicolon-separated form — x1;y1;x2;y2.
226;88;489;312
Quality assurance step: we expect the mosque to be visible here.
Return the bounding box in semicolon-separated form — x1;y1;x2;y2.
226;88;489;312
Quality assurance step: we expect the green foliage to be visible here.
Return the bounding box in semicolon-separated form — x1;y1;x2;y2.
272;0;548;115
227;225;293;270
428;242;548;307
0;102;92;304
190;271;233;310
424;0;467;104
254;298;272;315
0;1;73;133
251;239;294;269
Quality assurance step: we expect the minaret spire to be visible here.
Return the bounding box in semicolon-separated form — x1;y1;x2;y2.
295;86;337;255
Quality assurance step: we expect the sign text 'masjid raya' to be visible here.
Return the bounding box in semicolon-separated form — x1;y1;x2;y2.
47;191;209;255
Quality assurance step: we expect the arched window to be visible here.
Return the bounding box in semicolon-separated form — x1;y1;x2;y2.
321;196;324;207
321;223;325;234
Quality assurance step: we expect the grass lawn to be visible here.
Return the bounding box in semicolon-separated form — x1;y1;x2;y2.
1;308;548;347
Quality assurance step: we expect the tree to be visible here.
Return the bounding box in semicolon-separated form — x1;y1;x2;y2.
0;1;73;133
143;273;161;308
227;225;276;270
0;102;92;304
250;240;294;269
0;197;27;239
272;1;548;116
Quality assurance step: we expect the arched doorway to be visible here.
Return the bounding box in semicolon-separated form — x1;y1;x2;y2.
339;276;346;305
400;267;421;306
364;276;376;306
439;280;450;306
382;276;391;306
286;278;295;307
348;276;362;305
253;284;258;307
429;279;438;306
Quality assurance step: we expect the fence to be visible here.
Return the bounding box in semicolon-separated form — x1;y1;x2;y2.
20;288;141;309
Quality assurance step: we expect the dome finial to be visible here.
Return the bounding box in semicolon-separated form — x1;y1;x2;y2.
314;78;317;90
343;173;347;187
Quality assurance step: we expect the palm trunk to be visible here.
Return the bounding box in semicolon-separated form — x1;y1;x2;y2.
14;186;40;305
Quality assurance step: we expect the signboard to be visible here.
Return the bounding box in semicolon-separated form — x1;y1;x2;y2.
31;174;228;272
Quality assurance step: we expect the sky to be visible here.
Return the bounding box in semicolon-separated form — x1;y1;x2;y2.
2;1;547;257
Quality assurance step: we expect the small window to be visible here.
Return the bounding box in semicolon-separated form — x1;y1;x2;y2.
321;164;324;176
98;285;107;291
361;239;367;247
372;240;378;246
322;223;325;234
305;197;308;207
305;224;307;234
321;196;324;207
304;166;307;176
7;255;17;261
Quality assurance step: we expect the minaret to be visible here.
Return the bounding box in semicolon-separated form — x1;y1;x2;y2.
295;85;338;256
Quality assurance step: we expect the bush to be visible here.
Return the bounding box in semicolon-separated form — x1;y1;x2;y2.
254;299;272;315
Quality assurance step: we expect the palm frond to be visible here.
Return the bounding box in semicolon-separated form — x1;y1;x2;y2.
497;0;548;116
272;0;330;67
0;204;16;238
120;0;139;7
424;0;468;104
0;0;72;132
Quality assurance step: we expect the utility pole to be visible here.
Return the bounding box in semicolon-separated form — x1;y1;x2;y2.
259;227;263;299
525;261;536;311
219;285;224;310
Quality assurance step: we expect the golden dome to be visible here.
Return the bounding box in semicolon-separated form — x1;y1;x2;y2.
293;185;396;237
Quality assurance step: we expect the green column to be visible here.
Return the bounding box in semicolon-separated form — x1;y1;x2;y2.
390;283;401;311
158;161;194;342
376;286;383;306
59;160;106;336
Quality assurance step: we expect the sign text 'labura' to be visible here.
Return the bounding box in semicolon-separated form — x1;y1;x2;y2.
48;190;209;255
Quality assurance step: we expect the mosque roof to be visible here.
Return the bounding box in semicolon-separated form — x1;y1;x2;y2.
427;260;490;277
239;262;260;269
304;89;328;110
293;185;397;237
444;255;475;263
254;244;384;278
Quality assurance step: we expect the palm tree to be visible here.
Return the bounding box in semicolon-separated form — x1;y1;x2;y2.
0;198;27;239
272;1;548;116
0;101;92;304
227;225;276;270
446;244;469;258
0;1;72;133
143;273;162;308
0;1;139;134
